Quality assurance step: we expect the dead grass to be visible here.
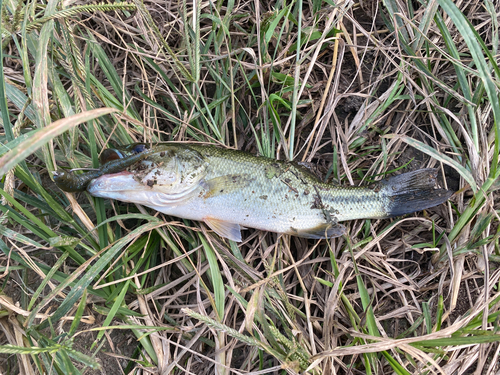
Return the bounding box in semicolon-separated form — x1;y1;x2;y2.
0;0;499;374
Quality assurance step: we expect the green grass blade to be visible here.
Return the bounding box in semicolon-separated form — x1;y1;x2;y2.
0;0;13;141
391;134;476;191
438;0;500;176
200;235;225;321
94;279;131;344
0;108;118;178
413;333;500;347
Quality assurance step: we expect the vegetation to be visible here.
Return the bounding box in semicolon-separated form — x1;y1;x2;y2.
0;0;499;373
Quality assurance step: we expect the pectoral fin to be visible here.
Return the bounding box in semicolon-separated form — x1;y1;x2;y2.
291;223;346;239
204;216;242;242
204;174;254;198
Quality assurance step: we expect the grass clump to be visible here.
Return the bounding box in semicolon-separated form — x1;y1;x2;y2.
0;0;499;374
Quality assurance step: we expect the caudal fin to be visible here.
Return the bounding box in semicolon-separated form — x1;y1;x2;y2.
380;169;453;217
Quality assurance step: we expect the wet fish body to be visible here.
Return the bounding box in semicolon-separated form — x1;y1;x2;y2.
85;144;452;242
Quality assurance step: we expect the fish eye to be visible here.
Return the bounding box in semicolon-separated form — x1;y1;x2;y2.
132;144;147;154
100;149;125;164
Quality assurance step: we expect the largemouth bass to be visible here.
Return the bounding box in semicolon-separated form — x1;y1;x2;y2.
69;143;453;242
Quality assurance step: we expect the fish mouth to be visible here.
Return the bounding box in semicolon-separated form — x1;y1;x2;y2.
87;171;146;201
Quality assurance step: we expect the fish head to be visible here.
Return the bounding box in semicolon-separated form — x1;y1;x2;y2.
88;145;208;205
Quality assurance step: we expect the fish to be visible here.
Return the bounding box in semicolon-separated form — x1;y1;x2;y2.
79;143;453;242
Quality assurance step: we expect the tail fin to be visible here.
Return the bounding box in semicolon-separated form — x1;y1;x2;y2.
380;169;453;217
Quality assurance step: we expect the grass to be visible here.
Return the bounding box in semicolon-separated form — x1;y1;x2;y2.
0;0;500;374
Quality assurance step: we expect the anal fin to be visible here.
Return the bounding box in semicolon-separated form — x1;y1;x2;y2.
291;223;346;239
204;216;242;242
